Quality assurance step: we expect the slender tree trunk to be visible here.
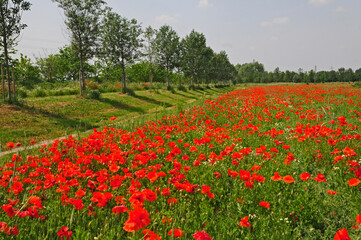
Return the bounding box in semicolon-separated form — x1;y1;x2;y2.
122;71;126;90
191;74;194;86
4;46;11;103
79;70;82;94
1;64;5;101
11;65;15;100
178;72;181;87
79;53;86;95
149;70;153;90
166;73;170;89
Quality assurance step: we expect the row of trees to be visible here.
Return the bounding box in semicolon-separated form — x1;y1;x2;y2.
1;0;236;103
1;0;360;103
236;62;361;84
51;0;235;93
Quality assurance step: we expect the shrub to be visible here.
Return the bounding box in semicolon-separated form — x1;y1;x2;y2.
17;88;28;98
32;88;47;97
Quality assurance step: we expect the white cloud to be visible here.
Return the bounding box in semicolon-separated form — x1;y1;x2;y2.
154;14;181;24
333;6;347;12
198;0;213;9
260;17;290;27
308;0;334;6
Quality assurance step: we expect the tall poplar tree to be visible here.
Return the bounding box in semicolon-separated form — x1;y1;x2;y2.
53;0;105;95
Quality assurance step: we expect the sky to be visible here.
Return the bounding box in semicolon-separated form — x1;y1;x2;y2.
15;0;361;72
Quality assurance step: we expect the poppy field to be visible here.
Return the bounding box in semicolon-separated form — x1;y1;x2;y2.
1;83;361;239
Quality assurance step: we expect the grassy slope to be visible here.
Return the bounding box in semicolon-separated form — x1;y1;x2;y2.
0;86;238;152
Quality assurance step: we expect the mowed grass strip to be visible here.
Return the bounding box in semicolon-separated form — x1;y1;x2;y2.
0;86;238;152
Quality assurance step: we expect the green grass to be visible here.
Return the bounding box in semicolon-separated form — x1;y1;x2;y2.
0;85;240;152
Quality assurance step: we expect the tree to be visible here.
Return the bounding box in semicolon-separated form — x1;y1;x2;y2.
100;10;142;92
155;25;179;89
236;61;265;83
211;50;235;85
181;30;208;86
36;54;58;82
143;26;157;89
15;54;40;83
0;0;31;103
53;0;105;95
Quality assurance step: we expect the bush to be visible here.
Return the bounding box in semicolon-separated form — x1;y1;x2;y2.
17;88;28;98
32;88;47;97
85;89;101;100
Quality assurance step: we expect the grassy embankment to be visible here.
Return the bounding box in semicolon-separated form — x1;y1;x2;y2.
0;86;239;154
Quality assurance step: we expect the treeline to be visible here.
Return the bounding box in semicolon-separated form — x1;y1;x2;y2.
236;62;361;83
1;0;236;104
1;1;360;104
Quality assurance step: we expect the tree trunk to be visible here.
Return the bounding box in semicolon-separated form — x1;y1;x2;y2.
1;64;5;101
122;68;126;93
178;72;181;87
3;35;11;103
79;53;86;95
11;65;15;100
166;73;170;89
149;71;153;90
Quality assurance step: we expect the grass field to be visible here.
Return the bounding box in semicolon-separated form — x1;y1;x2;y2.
1;83;360;239
0;86;237;152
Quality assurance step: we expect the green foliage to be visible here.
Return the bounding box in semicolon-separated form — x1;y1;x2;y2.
181;30;208;85
100;10;142;70
155;25;180;86
32;88;47;97
53;0;106;92
0;0;31;103
235;61;265;83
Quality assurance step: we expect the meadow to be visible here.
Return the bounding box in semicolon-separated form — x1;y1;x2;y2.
1;83;360;239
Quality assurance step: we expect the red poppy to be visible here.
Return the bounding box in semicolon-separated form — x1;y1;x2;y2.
259;201;270;209
167;198;178;205
112;205;128;214
300;172;311;181
356;215;361;224
7;142;15;149
271;172;282;181
168;229;183;237
348;178;361;187
143;229;162;240
193;230;213;240
327;190;338;195
314;173;327;182
283;175;295;183
57;226;72;240
239;216;251;227
123;208;151;232
334;228;350;240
